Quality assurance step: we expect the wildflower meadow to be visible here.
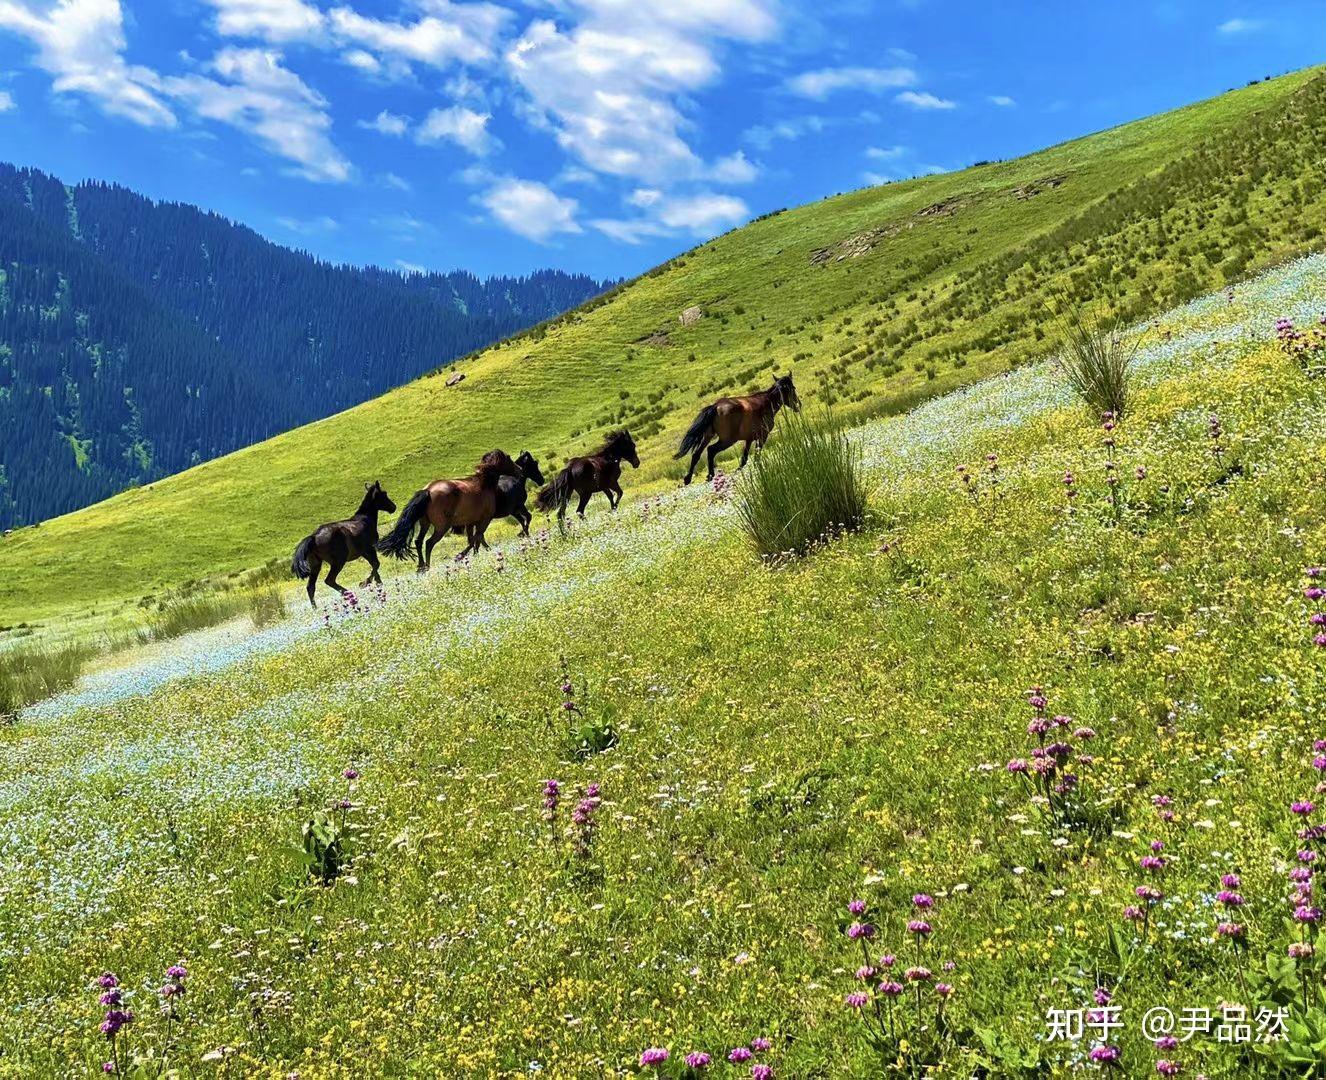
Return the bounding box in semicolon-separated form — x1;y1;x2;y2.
2;255;1326;1075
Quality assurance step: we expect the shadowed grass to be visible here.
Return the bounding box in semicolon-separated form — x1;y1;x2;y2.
733;410;866;558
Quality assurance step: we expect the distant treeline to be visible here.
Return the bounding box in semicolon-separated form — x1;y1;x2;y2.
0;164;615;528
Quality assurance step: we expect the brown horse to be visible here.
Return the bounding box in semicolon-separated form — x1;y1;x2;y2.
676;374;801;484
291;481;397;607
536;430;640;520
377;450;521;571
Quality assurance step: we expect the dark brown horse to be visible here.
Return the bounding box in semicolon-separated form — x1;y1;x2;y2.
440;450;545;546
291;481;397;607
676;374;801;484
377;450;521;571
536;430;639;520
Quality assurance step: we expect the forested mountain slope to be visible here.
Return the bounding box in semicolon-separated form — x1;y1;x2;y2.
0;165;613;527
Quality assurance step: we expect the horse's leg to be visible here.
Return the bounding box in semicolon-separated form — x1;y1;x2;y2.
423;528;444;570
683;434;712;485
324;558;348;596
706;439;733;481
517;508;531;536
360;548;381;587
575;491;592;518
608;481;623;509
739;440;753;469
305;554;322;607
414;523;428;571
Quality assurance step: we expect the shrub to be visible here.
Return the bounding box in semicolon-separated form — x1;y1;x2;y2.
0;641;94;717
1057;306;1139;419
733;410;867;558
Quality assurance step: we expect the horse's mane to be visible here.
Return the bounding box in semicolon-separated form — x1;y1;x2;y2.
593;429;634;457
476;449;517;486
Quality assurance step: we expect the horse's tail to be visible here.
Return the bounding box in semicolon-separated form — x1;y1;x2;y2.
377;489;429;559
675;404;718;458
536;468;572;513
291;533;316;579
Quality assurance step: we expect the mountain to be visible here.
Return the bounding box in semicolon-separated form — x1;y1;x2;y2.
3;66;1326;625
0;164;615;528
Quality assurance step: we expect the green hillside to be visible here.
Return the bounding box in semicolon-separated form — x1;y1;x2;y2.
3;67;1325;629
3;251;1324;1075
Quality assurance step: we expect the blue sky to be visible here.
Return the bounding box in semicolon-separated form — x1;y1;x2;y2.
0;1;1318;280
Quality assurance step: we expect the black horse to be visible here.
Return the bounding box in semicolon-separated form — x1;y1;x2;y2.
292;481;396;606
537;430;639;520
439;450;546;547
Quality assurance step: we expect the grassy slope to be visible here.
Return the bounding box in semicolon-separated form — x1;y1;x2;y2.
3;69;1325;630
3;258;1324;1075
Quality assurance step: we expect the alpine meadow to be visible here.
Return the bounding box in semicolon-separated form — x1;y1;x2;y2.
2;50;1326;1080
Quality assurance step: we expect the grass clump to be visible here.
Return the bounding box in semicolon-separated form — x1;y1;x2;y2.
139;592;250;644
734;410;866;558
1058;306;1139;419
247;585;288;629
0;641;94;718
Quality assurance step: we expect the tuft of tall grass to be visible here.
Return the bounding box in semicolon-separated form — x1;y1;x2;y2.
1057;306;1139;420
247;586;288;629
138;593;250;644
733;410;867;558
0;642;95;718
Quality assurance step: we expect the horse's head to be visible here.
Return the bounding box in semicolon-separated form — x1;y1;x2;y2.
608;429;640;468
515;450;545;486
365;480;396;514
477;449;521;488
775;374;802;413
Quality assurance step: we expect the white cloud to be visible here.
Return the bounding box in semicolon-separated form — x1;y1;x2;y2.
0;89;12;111
787;65;916;100
479;176;581;242
506;1;776;184
327;2;508;71
862;171;891;187
708;149;758;183
396;258;427;274
0;0;176;126
163;48;352;182
895;90;956;110
378;170;411;191
865;144;907;160
208;0;324;43
340;48;380;74
277;213;339;233
1218;17;1263;34
592;188;747;244
207;0;510;76
744;114;826;149
655;191;746;232
416;103;495;155
359;108;408;136
988;94;1015;107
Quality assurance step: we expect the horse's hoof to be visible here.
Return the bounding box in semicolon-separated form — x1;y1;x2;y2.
682;475;692;486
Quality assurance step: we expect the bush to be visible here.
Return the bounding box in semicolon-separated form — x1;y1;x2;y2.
733;410;867;558
0;641;94;718
1057;306;1139;419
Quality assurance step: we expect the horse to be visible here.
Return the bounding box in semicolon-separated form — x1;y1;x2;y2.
440;450;546;545
675;374;802;485
536;430;640;521
377;450;522;571
291;481;397;607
